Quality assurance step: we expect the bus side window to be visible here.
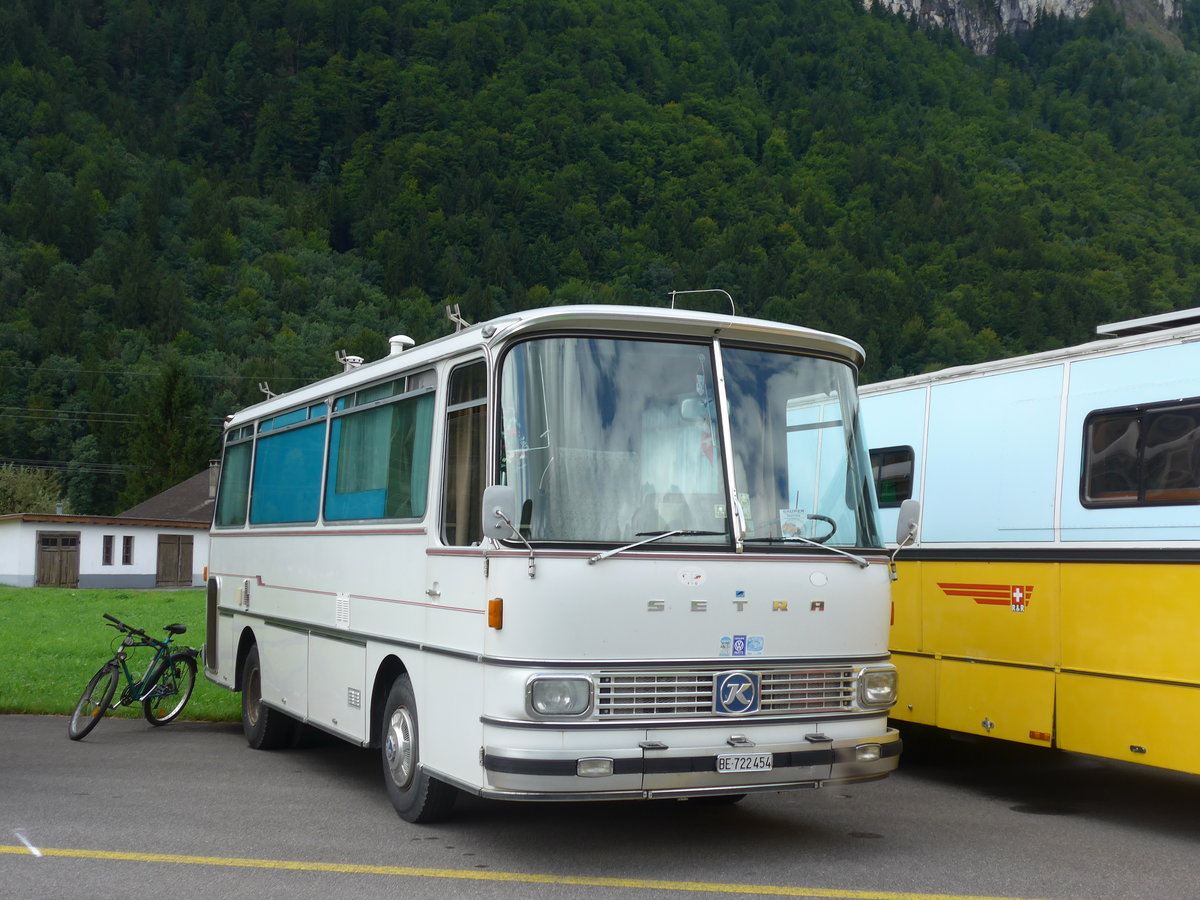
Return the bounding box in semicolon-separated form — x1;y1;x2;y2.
442;360;488;545
869;445;914;508
215;441;252;527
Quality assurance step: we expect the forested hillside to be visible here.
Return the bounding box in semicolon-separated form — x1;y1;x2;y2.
4;0;1200;513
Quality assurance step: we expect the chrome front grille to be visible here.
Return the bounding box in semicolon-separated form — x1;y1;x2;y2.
594;667;856;718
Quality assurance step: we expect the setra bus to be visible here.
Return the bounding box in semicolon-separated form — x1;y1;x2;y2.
205;302;905;822
861;307;1200;776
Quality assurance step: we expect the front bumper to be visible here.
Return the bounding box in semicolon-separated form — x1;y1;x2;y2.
480;723;901;801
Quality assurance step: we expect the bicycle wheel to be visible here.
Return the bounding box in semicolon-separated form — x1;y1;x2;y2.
68;664;119;740
143;653;197;725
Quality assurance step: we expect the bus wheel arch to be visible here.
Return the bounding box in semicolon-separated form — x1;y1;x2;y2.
238;634;295;750
378;669;457;823
233;626;258;693
370;655;408;749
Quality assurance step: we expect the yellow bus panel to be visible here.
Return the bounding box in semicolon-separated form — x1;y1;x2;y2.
1057;672;1200;776
934;658;1055;746
920;562;1058;667
1061;564;1200;685
889;560;923;653
891;652;936;726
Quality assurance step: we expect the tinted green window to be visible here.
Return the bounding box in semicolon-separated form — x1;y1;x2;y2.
215;442;252;527
325;393;435;520
249;422;325;524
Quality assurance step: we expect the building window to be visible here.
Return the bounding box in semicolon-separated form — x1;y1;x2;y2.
102;535;114;566
1083;398;1200;506
869;446;915;508
122;536;134;565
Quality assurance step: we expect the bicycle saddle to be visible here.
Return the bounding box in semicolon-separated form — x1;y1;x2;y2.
164;623;187;635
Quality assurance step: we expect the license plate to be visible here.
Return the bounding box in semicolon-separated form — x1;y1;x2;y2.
716;751;773;773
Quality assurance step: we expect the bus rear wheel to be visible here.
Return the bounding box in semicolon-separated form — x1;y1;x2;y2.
381;674;457;823
241;645;295;750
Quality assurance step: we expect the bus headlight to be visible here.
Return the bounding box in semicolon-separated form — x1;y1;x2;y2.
857;667;898;709
527;677;592;717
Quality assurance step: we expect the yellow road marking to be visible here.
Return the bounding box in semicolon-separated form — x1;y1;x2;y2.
1;844;1063;900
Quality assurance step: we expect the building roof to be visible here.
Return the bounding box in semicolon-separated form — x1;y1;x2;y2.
118;468;216;525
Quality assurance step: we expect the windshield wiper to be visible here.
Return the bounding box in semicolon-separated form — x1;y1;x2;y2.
742;536;870;568
588;530;726;565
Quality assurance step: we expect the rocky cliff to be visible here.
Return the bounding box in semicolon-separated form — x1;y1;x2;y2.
866;0;1182;53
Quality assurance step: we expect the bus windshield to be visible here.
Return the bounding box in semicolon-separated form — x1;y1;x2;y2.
499;335;881;550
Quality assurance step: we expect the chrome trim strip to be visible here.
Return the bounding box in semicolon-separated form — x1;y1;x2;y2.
217;606;482;663
479;710;887;730
480;653;891;669
894;649;1200;691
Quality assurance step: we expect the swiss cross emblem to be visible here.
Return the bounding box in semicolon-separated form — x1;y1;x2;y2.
1010;586;1027;612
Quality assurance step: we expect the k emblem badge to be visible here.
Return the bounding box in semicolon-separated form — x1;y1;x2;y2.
714;671;761;715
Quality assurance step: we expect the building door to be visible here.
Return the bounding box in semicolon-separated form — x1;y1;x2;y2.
37;532;80;588
155;535;194;587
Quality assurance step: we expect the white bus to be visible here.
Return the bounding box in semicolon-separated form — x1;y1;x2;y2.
205;303;903;822
861;308;1200;775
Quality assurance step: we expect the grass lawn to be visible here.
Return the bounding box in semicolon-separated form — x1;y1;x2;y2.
0;586;241;722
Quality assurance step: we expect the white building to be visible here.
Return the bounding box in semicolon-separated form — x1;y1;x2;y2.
0;469;214;589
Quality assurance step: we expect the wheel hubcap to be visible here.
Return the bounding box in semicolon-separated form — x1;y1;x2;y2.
384;707;415;788
246;667;261;727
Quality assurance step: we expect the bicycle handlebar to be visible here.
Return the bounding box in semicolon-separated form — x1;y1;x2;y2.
102;613;148;639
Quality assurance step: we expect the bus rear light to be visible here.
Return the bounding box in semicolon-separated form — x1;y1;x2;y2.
488;597;503;629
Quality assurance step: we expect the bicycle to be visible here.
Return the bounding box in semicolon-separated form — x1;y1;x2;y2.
68;613;200;741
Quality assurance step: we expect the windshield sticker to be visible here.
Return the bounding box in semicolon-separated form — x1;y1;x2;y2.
780;509;807;538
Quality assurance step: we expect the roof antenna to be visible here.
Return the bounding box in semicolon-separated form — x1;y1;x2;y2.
446;303;471;332
258;382;275;399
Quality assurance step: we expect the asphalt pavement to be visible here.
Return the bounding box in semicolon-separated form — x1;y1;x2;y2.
2;714;1198;900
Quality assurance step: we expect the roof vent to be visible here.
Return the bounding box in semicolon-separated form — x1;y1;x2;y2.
388;335;416;356
335;350;364;372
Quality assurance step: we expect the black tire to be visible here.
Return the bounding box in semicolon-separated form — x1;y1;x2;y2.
68;664;119;741
241;644;295;749
381;675;457;823
143;653;197;725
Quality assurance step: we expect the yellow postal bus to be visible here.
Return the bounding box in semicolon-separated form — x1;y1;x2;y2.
861;308;1200;775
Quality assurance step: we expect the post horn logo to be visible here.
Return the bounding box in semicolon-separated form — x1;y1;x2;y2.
938;583;1033;612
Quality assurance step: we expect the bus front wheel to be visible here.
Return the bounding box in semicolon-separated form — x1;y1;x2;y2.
381;674;457;823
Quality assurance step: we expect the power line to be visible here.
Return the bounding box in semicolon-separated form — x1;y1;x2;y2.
0;407;225;427
0;457;140;474
0;363;315;383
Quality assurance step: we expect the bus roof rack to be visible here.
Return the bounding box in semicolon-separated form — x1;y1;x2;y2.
1096;307;1200;337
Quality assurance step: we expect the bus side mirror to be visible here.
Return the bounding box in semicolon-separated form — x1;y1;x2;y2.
483;485;519;540
895;499;920;547
888;499;920;582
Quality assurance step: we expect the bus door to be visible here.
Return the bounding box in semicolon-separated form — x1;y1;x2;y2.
409;357;491;783
428;357;489;613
